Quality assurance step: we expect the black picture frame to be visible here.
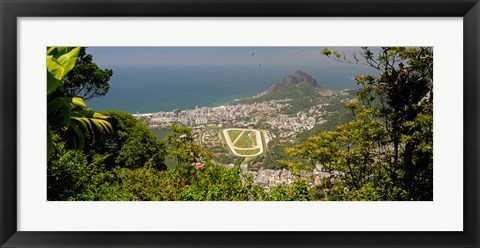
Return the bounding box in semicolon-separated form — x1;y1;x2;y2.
1;0;479;247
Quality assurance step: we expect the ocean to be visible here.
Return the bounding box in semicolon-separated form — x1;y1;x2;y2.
87;64;375;114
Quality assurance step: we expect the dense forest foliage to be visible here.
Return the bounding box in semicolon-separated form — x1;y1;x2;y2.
47;47;433;201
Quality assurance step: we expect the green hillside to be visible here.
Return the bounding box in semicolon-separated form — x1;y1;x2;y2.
238;82;319;115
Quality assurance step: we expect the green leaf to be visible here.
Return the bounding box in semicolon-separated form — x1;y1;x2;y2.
72;117;94;135
62;100;72;127
91;118;111;134
72;117;96;144
69;121;85;150
46;47;56;56
47;56;65;80
47;97;67;114
321;48;331;56
56;47;80;77
72;97;88;108
46;47;80;95
47;72;62;96
54;47;70;57
46;56;65;95
71;109;92;118
93;112;110;119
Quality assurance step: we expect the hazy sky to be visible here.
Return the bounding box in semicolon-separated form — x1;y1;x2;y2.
84;46;382;112
86;47;373;68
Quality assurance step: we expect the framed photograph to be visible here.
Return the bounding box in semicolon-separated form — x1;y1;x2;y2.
1;0;479;247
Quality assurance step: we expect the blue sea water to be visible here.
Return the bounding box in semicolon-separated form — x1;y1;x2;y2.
87;64;376;114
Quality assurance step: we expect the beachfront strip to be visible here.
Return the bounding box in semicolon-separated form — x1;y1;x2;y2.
134;99;327;139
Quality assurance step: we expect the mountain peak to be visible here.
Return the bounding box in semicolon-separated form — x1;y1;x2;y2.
264;70;320;95
292;69;308;76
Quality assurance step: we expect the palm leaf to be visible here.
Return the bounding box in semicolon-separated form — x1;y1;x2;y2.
90;118;112;134
47;72;63;96
93;112;110;119
46;47;56;55
69;121;85;150
71;117;96;145
62;101;72;127
71;117;94;136
72;97;88;109
46;48;80;96
47;97;67;114
56;47;80;76
47;56;65;81
46;47;114;156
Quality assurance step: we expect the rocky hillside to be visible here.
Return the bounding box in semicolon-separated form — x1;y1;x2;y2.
261;69;325;96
